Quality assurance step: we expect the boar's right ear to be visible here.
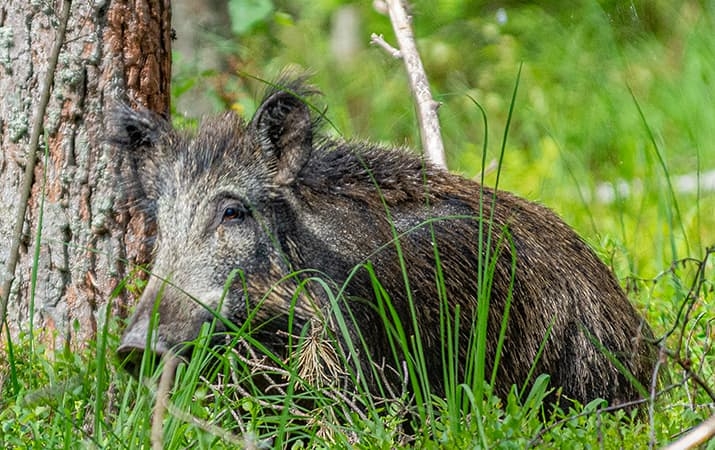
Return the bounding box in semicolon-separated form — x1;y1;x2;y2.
252;88;313;185
109;104;172;154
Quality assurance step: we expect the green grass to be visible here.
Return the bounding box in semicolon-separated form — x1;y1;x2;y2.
2;1;715;448
0;248;712;448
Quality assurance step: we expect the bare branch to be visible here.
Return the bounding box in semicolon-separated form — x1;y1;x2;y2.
370;33;402;58
372;0;447;169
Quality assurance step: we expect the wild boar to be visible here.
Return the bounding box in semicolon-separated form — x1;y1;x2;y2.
113;78;655;409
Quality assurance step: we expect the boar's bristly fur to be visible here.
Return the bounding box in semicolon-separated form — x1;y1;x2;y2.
114;79;656;410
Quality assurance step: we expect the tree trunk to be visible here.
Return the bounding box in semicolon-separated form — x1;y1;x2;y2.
0;0;171;350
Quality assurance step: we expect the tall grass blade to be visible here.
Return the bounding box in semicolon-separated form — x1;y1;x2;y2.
629;88;689;259
471;63;523;411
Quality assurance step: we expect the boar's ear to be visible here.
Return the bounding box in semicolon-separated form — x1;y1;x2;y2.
109;104;172;155
108;104;174;202
252;89;313;185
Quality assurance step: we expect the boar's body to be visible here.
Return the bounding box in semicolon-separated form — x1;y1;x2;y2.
115;81;655;408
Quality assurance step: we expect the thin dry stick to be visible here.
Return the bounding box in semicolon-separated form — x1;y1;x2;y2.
228;344;309;418
151;353;179;450
370;33;402;58
0;0;73;337
151;358;248;448
372;0;447;169
661;413;715;450
658;250;715;403
164;402;247;447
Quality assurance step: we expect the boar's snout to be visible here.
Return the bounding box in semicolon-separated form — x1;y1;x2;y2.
117;278;220;377
117;315;171;378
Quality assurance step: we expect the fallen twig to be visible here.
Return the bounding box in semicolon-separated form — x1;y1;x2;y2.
661;413;715;450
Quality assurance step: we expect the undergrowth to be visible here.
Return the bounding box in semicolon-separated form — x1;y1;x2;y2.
1;245;713;448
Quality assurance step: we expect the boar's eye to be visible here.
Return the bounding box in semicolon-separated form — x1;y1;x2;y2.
212;195;251;229
221;204;247;224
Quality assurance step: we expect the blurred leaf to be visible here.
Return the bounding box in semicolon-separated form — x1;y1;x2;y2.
228;0;274;35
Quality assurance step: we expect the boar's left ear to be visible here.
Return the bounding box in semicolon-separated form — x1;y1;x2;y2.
252;88;313;185
108;104;174;203
109;104;172;153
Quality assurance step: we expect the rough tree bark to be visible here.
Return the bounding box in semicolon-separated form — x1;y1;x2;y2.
0;0;171;349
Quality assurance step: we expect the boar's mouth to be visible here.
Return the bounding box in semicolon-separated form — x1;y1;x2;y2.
117;329;173;378
117;316;234;378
